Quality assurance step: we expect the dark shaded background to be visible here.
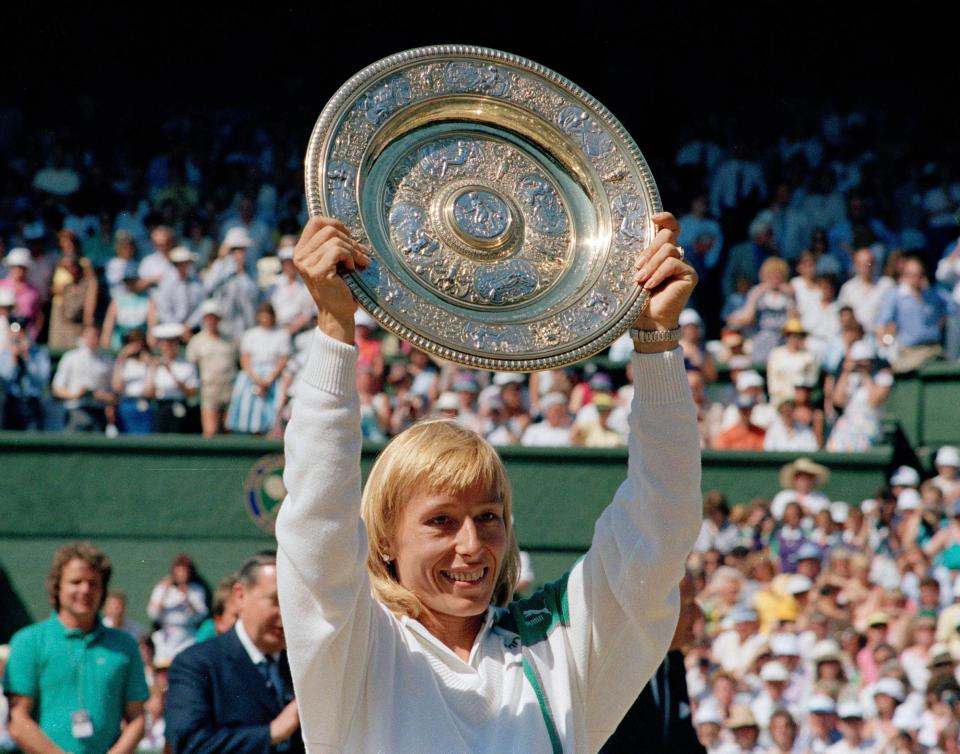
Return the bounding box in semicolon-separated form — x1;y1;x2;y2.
3;2;957;211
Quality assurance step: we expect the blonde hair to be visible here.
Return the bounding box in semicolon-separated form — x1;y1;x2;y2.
361;418;521;619
759;256;789;283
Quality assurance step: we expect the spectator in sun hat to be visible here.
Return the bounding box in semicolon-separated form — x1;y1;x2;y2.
769;632;808;703
865;676;907;747
154;246;206;332
432;391;460;421
797;694;841;752
857;613;893;685
0;247;42;338
447;375;483;434
722;705;762;754
493;371;530;435
766;318;819;405
890;465;921;495
572;393;625;448
693;702;725;754
930;446;960;502
713;607;766;674
186;299;238;438
712;393;766;450
763;394;820;452
721;368;776;432
825;338;894;452
204;227;259;343
750;661;797;729
149;322;199;433
678;308;718;382
770;458;831;520
521;391;572;447
832;700;878;754
482;395;520;447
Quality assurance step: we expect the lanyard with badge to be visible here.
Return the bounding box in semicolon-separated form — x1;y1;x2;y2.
70;633;94;740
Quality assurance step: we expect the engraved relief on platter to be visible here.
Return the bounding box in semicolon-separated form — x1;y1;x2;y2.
560;288;620;332
382;136;573;308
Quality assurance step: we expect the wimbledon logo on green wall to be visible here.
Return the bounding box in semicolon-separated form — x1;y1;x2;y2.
244;454;287;534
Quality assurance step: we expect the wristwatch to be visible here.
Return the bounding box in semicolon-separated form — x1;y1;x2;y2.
629;326;681;348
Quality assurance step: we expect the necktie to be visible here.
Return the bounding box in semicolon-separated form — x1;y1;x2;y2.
261;657;291;752
261;656;286;707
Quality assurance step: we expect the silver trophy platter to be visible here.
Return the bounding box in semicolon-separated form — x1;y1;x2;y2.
305;45;660;371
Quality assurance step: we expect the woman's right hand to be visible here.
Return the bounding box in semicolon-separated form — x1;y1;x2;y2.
294;216;371;344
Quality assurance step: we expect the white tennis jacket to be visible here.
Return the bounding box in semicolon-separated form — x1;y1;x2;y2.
277;329;702;753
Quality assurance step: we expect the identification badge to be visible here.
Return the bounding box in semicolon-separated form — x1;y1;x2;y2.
172;402;187;418
137;399;150;413
71;709;94;739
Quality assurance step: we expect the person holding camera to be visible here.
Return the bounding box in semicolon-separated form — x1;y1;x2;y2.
0;290;51;430
825;339;893;452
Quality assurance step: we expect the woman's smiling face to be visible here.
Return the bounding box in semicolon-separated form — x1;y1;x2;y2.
389;482;507;626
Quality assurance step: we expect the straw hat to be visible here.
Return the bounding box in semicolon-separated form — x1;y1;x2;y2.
779;458;830;489
726;705;758;729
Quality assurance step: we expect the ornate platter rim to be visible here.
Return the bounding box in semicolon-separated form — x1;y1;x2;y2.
305;44;660;371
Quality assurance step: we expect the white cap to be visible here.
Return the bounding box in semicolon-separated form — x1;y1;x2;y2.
837;701;864;720
786;574;814;595
169;247;197;264
435;392;459;412
808;694;836;714
890;465;920;487
694;702;723;726
200;299;223;318
897;488;922;511
540;392;567;410
760;661;790;682
936;446;960;468
830;501;850;523
736;370;765;391
493;372;525;386
874;677;906;702
770;633;801;656
679;308;703;327
0;288;15;307
812;639;843;663
277;245;295;261
3;248;32;268
223;227;254;249
153;322;185;340
848;339;876;361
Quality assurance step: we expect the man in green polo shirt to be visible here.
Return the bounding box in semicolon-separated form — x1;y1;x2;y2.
4;541;148;754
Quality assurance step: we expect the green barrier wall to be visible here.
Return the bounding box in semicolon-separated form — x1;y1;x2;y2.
0;431;892;641
886;362;960;449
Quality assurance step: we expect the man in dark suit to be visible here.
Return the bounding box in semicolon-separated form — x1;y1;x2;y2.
166;552;304;754
601;572;706;754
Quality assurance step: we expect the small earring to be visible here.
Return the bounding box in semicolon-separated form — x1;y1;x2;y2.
380;553;392;564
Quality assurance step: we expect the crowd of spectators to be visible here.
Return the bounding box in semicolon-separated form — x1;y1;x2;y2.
7;449;960;751
680;450;960;753
1;106;958;446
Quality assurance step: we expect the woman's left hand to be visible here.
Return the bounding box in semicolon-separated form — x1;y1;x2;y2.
632;212;698;331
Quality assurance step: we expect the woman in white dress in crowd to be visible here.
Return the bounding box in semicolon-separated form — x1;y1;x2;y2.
226;302;291;434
